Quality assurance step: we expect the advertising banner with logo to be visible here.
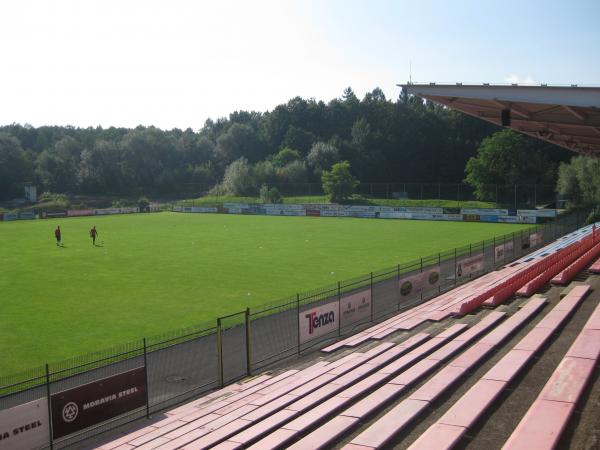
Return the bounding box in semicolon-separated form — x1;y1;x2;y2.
456;254;484;279
42;211;67;218
340;289;371;327
530;231;543;247
299;300;339;344
68;209;94;217
517;209;556;218
498;215;519;223
18;212;35;220
305;209;321;217
119;207;139;214
50;367;146;439
188;207;217;213
399;267;441;298
0;398;49;450
461;208;509;216
94;208;121;216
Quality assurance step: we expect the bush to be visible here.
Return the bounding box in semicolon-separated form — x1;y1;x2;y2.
222;157;257;195
138;196;150;211
38;192;71;210
586;206;600;226
260;184;282;203
321;161;359;203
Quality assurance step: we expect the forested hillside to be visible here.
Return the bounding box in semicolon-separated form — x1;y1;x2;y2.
0;88;569;201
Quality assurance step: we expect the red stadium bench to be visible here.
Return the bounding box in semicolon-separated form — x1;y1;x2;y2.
408;285;590;450
343;301;545;449
502;294;600;450
218;325;468;449
551;241;600;285
244;313;504;450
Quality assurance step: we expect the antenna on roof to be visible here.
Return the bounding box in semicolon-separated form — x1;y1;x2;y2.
409;60;412;84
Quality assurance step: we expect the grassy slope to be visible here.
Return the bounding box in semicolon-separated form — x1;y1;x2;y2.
181;195;497;209
0;212;529;374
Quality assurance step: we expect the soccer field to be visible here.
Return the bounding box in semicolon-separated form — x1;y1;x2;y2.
0;212;531;375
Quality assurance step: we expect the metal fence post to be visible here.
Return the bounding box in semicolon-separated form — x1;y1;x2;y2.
245;308;251;376
216;318;223;387
337;281;341;337
370;272;374;322
143;338;150;419
296;294;301;355
45;363;54;450
454;248;457;285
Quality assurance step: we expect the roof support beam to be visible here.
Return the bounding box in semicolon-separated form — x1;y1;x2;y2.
490;99;531;119
563;105;587;121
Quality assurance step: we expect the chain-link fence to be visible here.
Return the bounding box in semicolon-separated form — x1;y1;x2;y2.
0;211;586;449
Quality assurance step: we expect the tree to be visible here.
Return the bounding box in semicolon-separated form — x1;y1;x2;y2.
79;140;125;194
272;147;301;167
36;137;80;192
276;160;307;184
306;142;339;175
556;156;600;207
465;129;557;201
222;157;256;195
215;123;266;164
322;161;359;203
0;133;29;199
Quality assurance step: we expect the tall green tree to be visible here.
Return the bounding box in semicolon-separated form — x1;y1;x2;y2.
465;129;557;201
322;160;359;202
0;133;30;199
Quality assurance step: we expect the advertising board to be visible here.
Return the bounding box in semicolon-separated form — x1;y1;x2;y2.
50;367;147;439
0;398;50;450
456;254;484;279
517;209;557;218
461;208;509;216
18;212;35;220
399;267;441;298
94;208;121;216
340;289;371;327
42;211;67;218
299;300;339;344
68;209;94;217
530;231;544;247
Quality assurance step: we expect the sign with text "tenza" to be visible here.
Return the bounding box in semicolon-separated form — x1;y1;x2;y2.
299;300;339;344
50;367;146;439
0;398;49;450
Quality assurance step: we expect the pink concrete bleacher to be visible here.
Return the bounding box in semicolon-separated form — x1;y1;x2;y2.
97;330;445;450
216;324;470;449
502;287;600;450
407;284;591;450
340;298;545;450
551;241;600;285
217;311;502;450
590;255;600;274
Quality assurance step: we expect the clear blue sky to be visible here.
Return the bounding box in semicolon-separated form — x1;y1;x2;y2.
1;0;598;129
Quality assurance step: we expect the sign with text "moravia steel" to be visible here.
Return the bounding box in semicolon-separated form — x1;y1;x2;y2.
0;398;49;450
50;367;146;439
299;300;339;344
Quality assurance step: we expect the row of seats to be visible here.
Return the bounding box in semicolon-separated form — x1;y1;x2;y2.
408;285;591;450
502;286;600;450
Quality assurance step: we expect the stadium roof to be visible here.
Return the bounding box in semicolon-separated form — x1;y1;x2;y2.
399;83;600;157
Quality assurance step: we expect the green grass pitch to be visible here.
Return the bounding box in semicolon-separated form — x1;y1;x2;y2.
0;212;530;375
